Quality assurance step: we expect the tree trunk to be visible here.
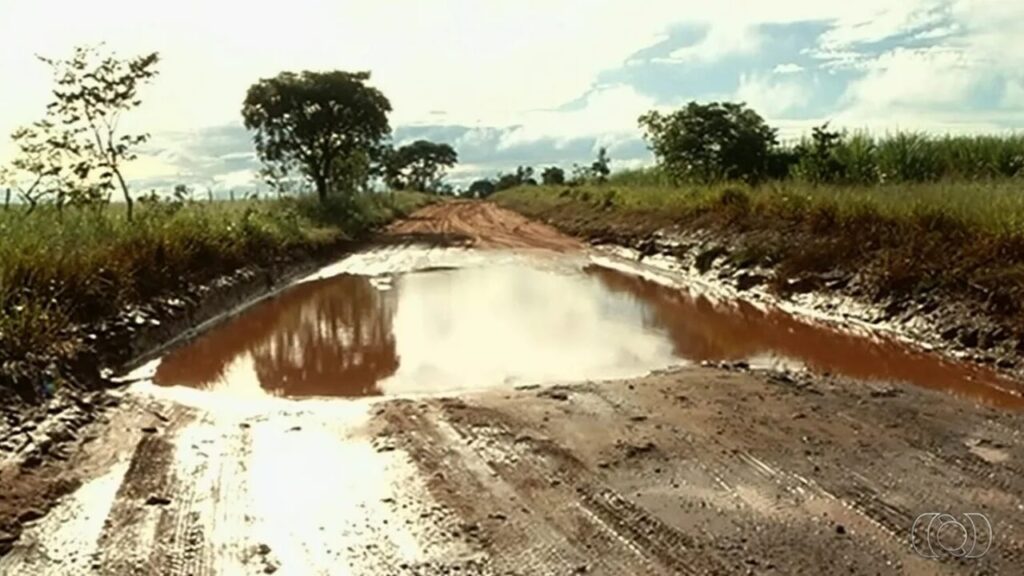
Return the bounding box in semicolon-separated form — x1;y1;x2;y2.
315;175;328;203
114;168;133;222
3;188;9;210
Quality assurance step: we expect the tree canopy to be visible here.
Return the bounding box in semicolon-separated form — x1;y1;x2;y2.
467;179;496;199
540;166;565;186
242;71;392;202
639;101;778;184
384;140;458;192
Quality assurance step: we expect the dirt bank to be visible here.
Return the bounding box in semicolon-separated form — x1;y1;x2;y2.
2;201;1023;574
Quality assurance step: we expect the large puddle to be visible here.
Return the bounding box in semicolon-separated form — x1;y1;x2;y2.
152;250;1024;408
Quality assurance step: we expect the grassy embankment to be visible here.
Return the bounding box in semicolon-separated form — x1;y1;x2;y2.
0;191;432;398
494;172;1024;341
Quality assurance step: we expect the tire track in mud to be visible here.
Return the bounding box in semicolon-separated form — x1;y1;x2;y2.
92;432;180;575
90;405;220;576
380;399;728;575
379;401;580;575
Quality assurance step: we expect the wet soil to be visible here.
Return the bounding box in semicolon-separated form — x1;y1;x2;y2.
3;201;1024;574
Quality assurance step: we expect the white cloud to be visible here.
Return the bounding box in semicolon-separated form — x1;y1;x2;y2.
842;46;980;110
735;73;811;117
773;63;805;74
495;85;659;148
818;0;948;49
914;23;960;40
663;24;764;63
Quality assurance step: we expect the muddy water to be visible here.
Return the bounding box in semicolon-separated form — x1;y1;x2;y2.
587;265;1024;409
153;252;1024;407
154;261;680;398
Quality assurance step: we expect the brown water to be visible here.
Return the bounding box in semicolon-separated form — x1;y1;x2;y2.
153;256;1024;407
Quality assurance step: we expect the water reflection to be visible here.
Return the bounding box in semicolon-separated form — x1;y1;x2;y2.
154;275;399;397
154;258;1024;408
154;264;680;398
587;265;1024;409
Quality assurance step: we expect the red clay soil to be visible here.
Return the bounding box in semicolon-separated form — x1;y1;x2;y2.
386;200;584;251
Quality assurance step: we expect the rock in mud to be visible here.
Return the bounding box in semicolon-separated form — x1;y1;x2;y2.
959;329;980;348
736;273;767;291
622;441;658;458
538;390;569;401
145;495;172;506
20;454;43;469
17;508;44;523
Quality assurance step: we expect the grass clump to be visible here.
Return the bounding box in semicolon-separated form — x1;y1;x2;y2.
0;190;432;398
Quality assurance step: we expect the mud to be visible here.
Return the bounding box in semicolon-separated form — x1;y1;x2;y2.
4;201;1024;574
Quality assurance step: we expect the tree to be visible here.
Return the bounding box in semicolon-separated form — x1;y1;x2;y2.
493;166;537;192
793;122;845;184
540;166;565;185
383;140;458;192
3;120;63;213
639;101;778;184
591;147;611;183
242;71;392;203
467;179;496;198
40;45;160;220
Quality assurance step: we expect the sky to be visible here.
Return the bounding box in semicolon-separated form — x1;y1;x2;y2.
1;0;1022;192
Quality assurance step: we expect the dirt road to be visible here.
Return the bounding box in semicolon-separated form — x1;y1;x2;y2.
386;200;582;251
3;202;1024;575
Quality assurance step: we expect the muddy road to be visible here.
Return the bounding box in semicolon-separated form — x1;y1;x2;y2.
3;201;1024;575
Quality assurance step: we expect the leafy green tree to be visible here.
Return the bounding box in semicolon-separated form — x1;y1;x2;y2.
40;45;160;220
467;179;496;198
383;140;458;192
494;166;536;192
3;120;63;214
794;123;845;184
242;71;392;203
540;166;565;185
639;101;778;184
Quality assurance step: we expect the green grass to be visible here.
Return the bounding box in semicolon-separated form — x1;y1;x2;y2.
502;179;1024;234
493;181;1024;334
0;190;432;398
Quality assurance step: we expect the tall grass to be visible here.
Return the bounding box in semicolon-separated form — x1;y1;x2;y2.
493;179;1024;332
0;190;432;397
794;131;1024;184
